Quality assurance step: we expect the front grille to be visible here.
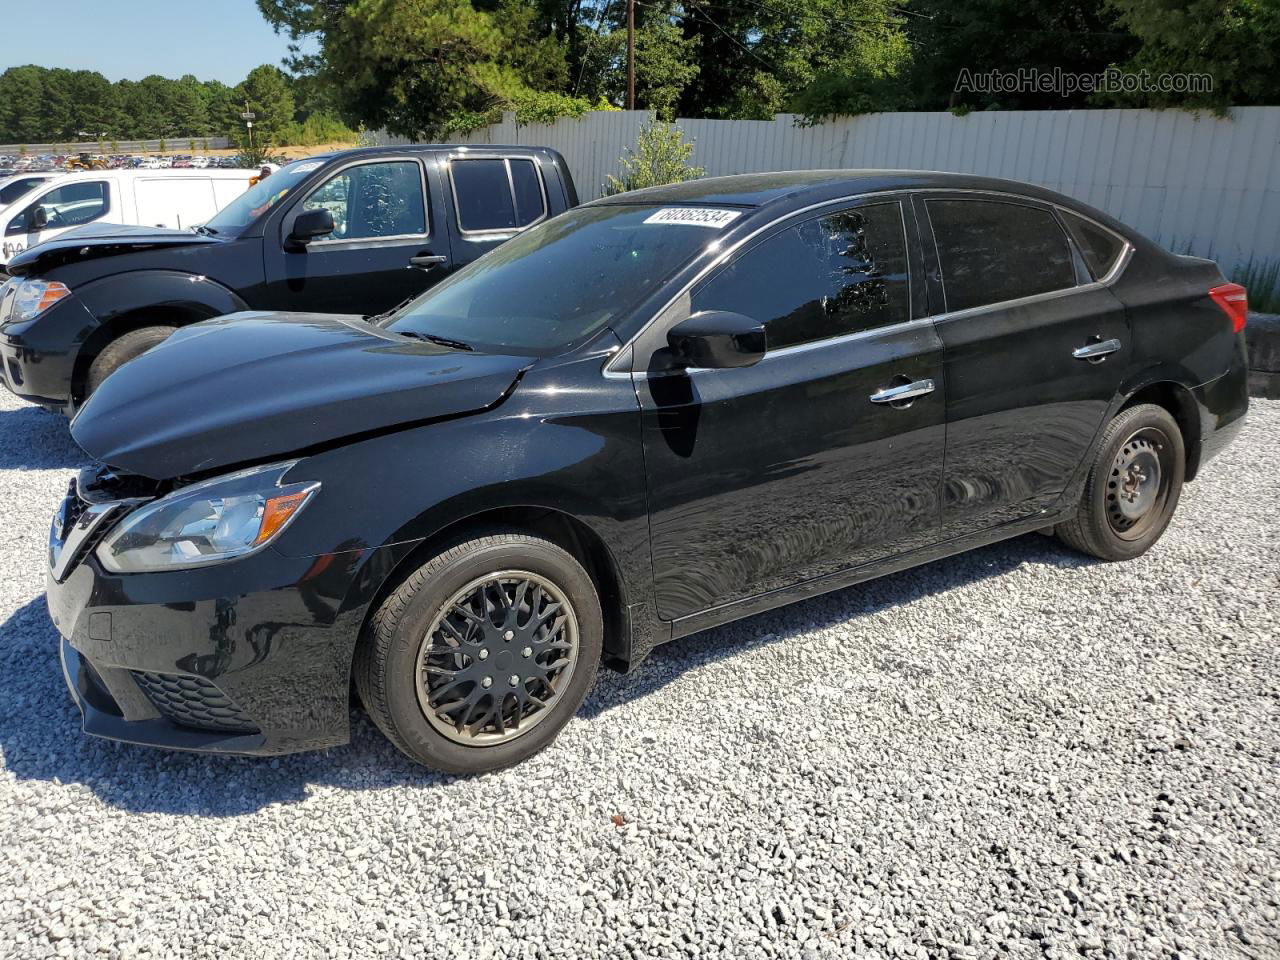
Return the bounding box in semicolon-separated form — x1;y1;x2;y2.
131;672;259;734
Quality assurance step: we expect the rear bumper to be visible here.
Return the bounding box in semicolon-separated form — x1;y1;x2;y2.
1192;333;1250;474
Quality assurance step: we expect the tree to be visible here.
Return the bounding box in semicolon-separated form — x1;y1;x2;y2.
234;64;296;146
1105;0;1280;111
0;66;48;143
606;120;704;193
258;0;591;137
902;0;1136;111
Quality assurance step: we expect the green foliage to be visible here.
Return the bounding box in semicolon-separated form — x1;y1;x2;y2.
1103;0;1280;112
279;112;361;146
606;121;704;195
233;64;296;147
902;0;1137;112
1237;257;1280;314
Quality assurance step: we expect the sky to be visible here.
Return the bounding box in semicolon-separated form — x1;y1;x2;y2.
0;0;317;85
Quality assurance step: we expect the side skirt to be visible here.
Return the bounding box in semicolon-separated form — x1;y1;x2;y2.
666;508;1075;643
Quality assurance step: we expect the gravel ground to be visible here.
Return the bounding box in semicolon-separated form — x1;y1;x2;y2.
0;391;1277;960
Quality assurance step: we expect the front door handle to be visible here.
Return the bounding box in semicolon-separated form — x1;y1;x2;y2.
869;378;936;405
1072;338;1122;362
409;254;448;270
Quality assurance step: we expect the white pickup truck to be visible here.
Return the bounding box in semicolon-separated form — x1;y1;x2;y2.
0;168;256;271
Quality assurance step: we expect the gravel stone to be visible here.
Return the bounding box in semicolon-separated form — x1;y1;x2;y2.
0;392;1278;959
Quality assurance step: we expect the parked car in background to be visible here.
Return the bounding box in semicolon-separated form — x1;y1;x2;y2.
44;171;1248;773
0;168;256;273
0;145;577;413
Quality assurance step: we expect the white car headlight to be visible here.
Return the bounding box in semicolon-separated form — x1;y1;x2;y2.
12;279;72;321
95;461;319;574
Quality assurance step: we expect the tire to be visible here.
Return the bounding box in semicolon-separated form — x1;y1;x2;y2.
85;325;176;396
1056;403;1186;561
354;531;603;774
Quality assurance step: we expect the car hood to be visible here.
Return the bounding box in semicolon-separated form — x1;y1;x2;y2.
71;311;532;479
5;223;221;275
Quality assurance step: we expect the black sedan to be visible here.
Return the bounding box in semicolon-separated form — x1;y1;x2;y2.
47;171;1249;773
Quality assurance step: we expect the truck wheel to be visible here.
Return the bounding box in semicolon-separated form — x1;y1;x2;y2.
1056;403;1185;561
354;531;602;774
85;326;176;396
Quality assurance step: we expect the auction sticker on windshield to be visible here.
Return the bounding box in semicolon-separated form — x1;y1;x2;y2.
643;208;743;228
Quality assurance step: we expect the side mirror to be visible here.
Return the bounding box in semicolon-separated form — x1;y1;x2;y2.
29;205;48;231
667;310;766;370
288;209;335;246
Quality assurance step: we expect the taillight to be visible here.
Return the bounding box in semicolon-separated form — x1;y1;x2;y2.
1208;282;1248;333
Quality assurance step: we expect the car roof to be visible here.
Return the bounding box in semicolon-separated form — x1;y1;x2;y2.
587;169;1085;211
290;144;568;165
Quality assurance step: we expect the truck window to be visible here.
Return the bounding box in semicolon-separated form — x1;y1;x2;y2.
7;181;110;235
451;158;547;233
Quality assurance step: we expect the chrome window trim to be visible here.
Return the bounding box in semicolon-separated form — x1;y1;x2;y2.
299;157;431;247
603;186;1136;377
448;156;549;237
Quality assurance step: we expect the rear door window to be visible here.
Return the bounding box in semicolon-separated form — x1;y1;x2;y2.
692;201;912;350
926;198;1076;313
451;158;547;233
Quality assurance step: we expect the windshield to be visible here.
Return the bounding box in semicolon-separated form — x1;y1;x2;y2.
384;203;739;355
203;158;326;235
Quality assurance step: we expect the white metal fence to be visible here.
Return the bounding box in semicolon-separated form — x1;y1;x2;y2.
397;106;1280;276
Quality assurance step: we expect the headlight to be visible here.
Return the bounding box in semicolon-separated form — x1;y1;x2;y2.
95;461;319;574
12;279;71;321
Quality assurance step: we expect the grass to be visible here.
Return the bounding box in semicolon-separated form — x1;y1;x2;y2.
1235;257;1280;314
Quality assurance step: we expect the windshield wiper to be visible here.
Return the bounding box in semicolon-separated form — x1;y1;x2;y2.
397;329;474;352
365;296;416;324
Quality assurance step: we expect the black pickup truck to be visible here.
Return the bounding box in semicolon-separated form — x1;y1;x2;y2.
0;145;578;414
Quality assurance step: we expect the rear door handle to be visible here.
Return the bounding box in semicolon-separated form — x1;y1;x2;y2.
409;255;448;270
1072;338;1121;362
869;378;936;405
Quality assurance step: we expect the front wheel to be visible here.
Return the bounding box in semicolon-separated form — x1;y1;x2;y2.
85;325;176;396
354;531;602;773
1056;403;1186;561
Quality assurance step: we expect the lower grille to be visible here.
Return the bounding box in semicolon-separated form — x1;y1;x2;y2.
131;672;259;734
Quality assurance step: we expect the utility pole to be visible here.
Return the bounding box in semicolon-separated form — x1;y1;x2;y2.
626;0;636;110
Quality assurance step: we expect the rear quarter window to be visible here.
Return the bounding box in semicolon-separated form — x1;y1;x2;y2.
1058;209;1127;280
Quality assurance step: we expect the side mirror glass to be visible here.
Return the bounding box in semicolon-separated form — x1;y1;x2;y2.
666;310;766;370
288;208;335;246
29;205;48;231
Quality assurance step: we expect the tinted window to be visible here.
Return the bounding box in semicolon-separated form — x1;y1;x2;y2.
452;159;516;232
8;181;109;235
301;161;426;241
0;177;45;205
510;159;545;226
1059;209;1126;280
927;199;1075;312
386;203;722;355
692;202;910;350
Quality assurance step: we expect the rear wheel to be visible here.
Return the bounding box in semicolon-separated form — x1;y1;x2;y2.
354;531;602;773
85;325;176;396
1056;403;1185;561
